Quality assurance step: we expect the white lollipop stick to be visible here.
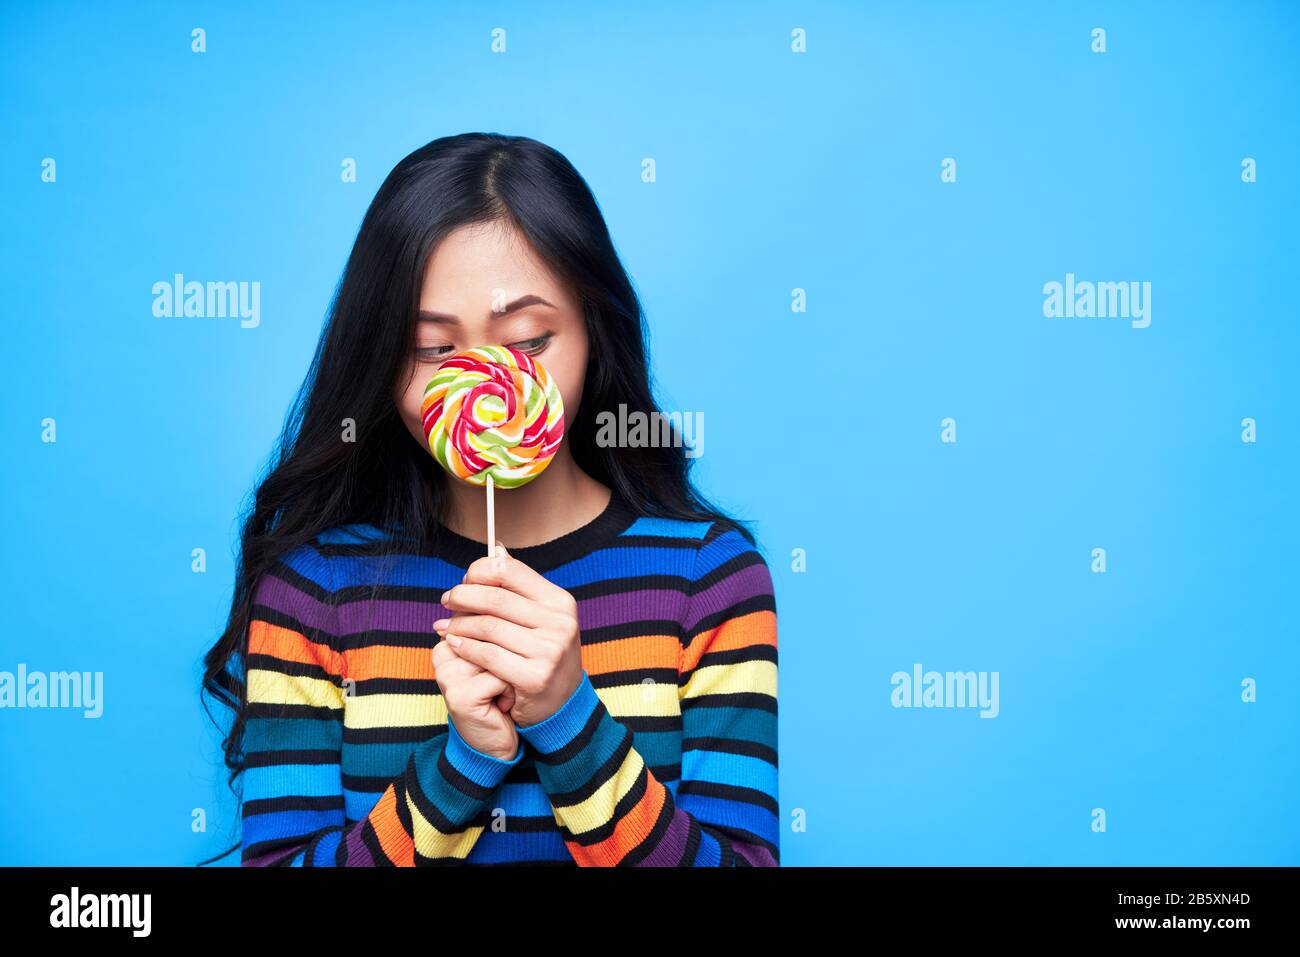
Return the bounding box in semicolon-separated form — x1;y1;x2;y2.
486;474;496;559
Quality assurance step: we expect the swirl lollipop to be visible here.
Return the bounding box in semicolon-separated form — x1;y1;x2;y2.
421;344;565;557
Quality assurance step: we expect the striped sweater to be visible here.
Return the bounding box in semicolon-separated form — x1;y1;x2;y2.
238;488;779;866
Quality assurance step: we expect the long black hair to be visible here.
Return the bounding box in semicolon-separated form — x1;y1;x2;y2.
196;132;755;866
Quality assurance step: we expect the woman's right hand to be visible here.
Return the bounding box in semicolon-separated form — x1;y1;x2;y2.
432;635;519;762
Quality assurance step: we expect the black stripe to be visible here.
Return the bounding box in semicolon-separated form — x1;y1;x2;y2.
688;548;766;596
682;736;777;765
393;776;414;838
685;593;777;642
245;652;340;686
578;619;687;645
539;724;635;807
265;558;334;604
588;665;677;690
679;814;703;866
567;573;691;601
529;696;607;766
245;748;339;768
333;629;441;653
681;690;777;715
301;827;340;868
700;520;727;547
682;643;778;677
242;793;344;817
552;755;649;847
359;819;392;866
350;675;440;696
246;701;342;722
401;744;498;833
344;723;445;745
678;779;781;817
715;828;737;867
250;603;340;649
620;786;677;866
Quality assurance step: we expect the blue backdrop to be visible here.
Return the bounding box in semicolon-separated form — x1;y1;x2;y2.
1;0;1296;865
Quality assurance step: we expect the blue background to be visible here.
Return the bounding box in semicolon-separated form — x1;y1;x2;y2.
1;0;1295;865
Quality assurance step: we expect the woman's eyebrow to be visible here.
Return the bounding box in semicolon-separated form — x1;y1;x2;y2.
418;294;556;325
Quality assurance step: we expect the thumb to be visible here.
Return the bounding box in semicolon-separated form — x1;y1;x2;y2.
495;541;509;559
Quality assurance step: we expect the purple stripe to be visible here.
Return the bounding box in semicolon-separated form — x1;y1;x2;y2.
733;841;778;866
336;599;450;636
255;574;336;636
330;567;769;638
578;589;683;631
682;563;773;634
343;824;379;865
314;566;764;634
636;810;694;866
333;590;674;636
334;592;680;637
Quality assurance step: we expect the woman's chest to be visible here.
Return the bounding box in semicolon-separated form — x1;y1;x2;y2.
334;575;688;736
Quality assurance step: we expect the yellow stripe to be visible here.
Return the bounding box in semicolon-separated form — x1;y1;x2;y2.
591;682;680;719
247;669;343;712
551;748;647;834
344;691;447;730
405;789;489;860
680;658;777;701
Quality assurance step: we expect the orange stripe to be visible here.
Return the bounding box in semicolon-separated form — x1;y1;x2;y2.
368;787;415;866
316;615;772;685
681;608;776;673
344;644;437;682
342;633;682;682
572;770;668;866
248;619;343;676
580;634;679;677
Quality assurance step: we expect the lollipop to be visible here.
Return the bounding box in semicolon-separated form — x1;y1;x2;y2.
421;344;565;557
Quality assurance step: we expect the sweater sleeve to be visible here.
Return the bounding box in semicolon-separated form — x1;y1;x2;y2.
516;524;780;866
239;544;524;866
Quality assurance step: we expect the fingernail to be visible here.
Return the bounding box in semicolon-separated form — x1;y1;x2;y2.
432;618;449;631
440;589;452;604
447;635;463;648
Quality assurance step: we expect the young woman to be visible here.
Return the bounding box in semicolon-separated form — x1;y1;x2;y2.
197;132;779;867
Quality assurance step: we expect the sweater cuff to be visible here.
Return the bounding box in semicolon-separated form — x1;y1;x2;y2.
445;714;524;787
517;671;601;755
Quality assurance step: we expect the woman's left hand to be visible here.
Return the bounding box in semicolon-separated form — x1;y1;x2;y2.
431;542;584;729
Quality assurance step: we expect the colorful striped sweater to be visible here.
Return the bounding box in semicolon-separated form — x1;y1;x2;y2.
238;488;779;866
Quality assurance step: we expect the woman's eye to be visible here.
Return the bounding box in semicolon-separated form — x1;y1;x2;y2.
510;333;552;353
415;333;551;362
415;345;456;361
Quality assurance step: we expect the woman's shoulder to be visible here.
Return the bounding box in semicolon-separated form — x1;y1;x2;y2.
263;524;396;591
618;509;765;570
678;515;776;620
693;515;767;568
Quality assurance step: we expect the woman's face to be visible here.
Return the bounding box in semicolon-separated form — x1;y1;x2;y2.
393;219;589;452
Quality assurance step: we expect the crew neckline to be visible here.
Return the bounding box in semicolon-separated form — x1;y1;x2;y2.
430;485;637;571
